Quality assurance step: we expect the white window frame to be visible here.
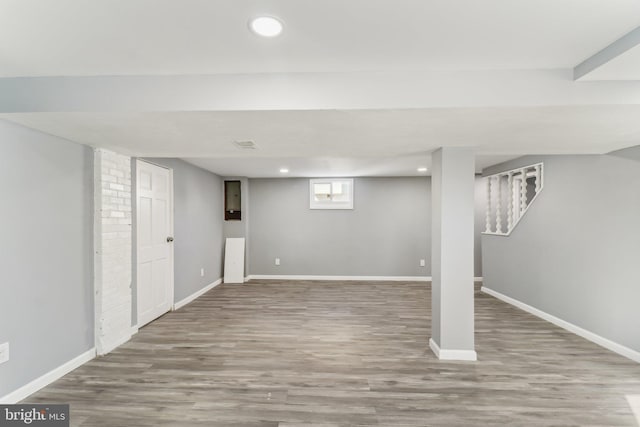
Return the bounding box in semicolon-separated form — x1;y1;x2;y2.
309;178;354;210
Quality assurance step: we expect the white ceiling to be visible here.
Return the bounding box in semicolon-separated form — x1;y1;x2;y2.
580;44;640;80
3;106;640;177
1;0;640;77
2;1;640;177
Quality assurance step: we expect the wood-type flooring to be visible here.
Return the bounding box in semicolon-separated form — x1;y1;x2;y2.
25;280;640;426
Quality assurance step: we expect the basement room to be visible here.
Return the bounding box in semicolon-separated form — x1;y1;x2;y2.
1;1;640;426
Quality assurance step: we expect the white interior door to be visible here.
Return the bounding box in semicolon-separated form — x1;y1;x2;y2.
136;160;174;327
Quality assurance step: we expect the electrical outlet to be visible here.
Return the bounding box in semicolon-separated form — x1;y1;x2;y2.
420;259;426;267
200;268;205;277
0;342;9;364
275;258;280;266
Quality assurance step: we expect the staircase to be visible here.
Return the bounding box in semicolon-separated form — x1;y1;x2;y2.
483;162;543;236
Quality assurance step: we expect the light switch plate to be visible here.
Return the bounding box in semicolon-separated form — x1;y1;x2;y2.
0;342;9;364
420;259;426;267
275;258;281;266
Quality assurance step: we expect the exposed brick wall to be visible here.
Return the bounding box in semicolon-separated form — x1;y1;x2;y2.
94;149;132;355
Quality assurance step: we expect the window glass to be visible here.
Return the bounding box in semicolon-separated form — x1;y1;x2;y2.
309;179;354;209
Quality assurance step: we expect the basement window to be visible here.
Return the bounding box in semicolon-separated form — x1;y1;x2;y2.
309;178;354;209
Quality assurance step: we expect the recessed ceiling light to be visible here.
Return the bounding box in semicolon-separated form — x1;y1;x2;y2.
417;167;428;172
279;168;289;173
249;16;283;37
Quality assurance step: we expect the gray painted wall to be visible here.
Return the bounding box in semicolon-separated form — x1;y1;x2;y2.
482;154;640;353
249;176;485;277
609;145;640;163
0;120;94;397
473;177;485;275
132;158;224;323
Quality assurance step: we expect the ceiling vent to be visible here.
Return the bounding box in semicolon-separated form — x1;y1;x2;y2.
234;140;257;150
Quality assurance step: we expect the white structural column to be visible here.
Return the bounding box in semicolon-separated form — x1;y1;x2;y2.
94;149;133;355
429;147;477;361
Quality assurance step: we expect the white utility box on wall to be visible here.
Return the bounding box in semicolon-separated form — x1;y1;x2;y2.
224;238;245;284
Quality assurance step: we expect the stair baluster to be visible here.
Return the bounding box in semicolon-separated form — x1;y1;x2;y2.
519;168;528;215
483;163;543;236
485;176;492;233
496;175;503;234
507;172;514;232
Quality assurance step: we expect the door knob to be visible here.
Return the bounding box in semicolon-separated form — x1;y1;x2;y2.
167;236;174;242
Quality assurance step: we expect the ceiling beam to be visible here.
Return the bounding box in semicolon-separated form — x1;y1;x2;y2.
574;26;640;81
2;69;640;114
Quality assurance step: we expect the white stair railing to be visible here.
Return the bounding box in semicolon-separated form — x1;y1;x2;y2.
483;162;544;236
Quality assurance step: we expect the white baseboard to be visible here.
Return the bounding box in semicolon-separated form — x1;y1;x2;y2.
173;278;222;310
130;325;139;336
246;275;482;283
429;338;478;361
0;347;96;404
98;332;132;356
481;286;640;364
626;395;640;424
246;275;431;282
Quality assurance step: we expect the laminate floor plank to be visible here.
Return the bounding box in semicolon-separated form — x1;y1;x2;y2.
24;280;640;426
